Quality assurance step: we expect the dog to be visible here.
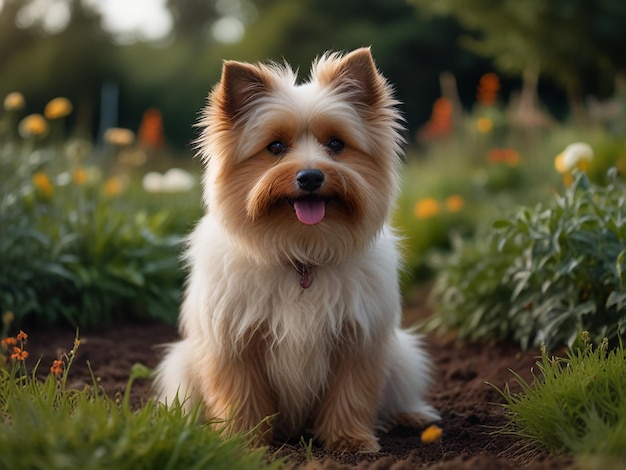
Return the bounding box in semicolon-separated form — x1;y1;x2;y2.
154;47;439;452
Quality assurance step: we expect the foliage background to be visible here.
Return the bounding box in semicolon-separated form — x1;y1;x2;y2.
2;0;626;148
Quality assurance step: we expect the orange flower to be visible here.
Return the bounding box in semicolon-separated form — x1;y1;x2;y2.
33;172;54;197
1;337;17;348
476;117;493;133
138;108;165;150
446;194;465;213
421;424;443;443
419;97;454;142
72;167;88;185
4;92;25;111
44;97;73;120
10;346;28;361
477;73;500;106
487;148;520;166
19;114;49;139
16;330;27;342
50;359;64;377
577;159;590;172
104;177;124;197
432;97;453;119
414;198;440;220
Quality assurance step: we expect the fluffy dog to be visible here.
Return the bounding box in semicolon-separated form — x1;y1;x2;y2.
154;47;439;452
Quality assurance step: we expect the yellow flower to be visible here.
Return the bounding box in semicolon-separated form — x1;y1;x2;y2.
33;172;54;197
554;152;567;173
476;117;493;133
104;128;135;146
421;425;443;444
446;194;465;213
18;114;49;139
3;92;25;111
414;198;440;220
44;97;73;120
104;177;124;197
72;167;88;185
2;311;14;326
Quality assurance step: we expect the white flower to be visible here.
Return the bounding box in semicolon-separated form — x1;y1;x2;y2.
142;168;195;193
163;168;195;192
142;171;165;193
554;142;594;174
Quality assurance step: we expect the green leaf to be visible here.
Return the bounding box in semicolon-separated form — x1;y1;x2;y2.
617;250;626;284
492;219;512;229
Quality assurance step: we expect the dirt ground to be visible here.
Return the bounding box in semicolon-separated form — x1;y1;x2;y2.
24;295;575;469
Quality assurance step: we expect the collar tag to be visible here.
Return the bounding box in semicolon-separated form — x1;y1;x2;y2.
295;262;313;289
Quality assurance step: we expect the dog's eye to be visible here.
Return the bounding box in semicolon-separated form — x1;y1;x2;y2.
325;138;345;154
267;141;287;156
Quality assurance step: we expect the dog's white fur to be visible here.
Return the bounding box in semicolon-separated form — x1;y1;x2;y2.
154;47;438;452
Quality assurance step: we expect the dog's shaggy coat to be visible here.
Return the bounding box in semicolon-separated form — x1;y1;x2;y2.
155;47;438;452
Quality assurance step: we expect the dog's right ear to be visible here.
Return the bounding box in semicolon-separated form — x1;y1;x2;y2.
218;61;269;120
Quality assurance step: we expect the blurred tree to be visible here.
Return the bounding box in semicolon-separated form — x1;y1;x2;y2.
0;1;37;73
166;0;219;42
408;0;626;122
118;0;492;148
0;0;493;148
225;0;490;137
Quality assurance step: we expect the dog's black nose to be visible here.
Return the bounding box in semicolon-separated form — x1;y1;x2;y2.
296;169;324;192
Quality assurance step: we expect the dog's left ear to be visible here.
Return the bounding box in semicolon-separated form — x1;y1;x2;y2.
319;47;387;107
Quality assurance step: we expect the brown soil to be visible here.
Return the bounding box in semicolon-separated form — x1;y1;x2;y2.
24;296;575;469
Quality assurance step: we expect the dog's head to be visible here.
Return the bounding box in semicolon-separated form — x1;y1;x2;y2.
197;47;404;266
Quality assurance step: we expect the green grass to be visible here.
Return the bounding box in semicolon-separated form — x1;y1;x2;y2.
496;332;626;466
0;333;281;470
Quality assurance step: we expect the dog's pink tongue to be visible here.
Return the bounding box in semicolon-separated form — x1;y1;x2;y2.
293;199;325;225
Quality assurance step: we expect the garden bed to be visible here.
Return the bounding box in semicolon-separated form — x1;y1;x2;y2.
25;300;574;469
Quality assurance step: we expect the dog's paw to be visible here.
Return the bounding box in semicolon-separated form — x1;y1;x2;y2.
325;434;381;453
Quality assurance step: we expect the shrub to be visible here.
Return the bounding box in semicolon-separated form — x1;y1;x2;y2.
431;170;626;350
0;167;192;327
1;111;201;327
1;195;186;326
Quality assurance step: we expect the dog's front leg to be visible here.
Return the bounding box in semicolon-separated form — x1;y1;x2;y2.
203;344;276;445
313;342;385;453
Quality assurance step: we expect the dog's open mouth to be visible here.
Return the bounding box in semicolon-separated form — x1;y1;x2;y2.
291;197;326;225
